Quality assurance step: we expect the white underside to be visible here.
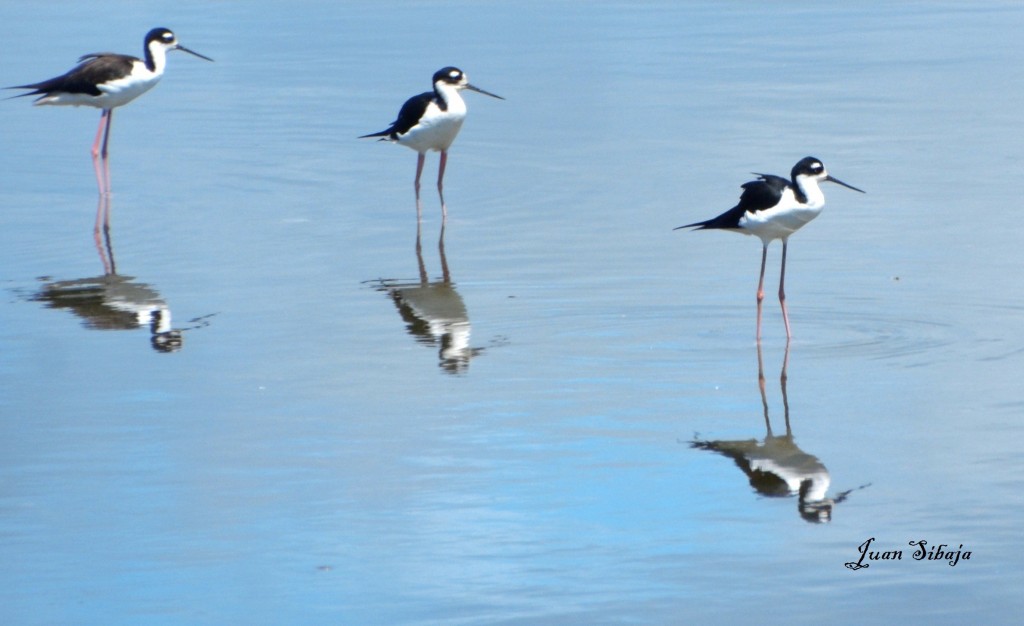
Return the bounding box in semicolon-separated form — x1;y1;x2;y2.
738;185;825;243
397;90;468;153
398;113;465;153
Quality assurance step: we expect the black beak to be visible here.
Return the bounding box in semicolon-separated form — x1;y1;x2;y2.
464;83;504;100
826;175;865;193
175;44;214;62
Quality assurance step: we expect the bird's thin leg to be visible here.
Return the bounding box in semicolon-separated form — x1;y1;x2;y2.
92;149;107;196
779;239;792;339
414;152;426;220
91;109;110;159
100;108;113;159
437;150;448;221
756;243;768;341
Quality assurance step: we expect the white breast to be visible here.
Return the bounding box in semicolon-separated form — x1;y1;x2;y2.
95;61;162;108
739;186;825;242
397;89;469;153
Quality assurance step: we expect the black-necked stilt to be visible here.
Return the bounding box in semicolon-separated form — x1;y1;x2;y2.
360;66;503;218
677;157;864;339
7;28;213;162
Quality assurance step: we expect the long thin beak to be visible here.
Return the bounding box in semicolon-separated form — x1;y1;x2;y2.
826;175;865;193
175;44;214;62
464;83;504;100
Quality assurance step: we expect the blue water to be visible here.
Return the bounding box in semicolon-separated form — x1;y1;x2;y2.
2;1;1023;624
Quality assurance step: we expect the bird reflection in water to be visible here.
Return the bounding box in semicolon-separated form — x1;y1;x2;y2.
691;342;869;523
371;222;483;374
31;193;193;352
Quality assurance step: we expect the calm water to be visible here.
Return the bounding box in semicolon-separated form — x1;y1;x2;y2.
2;1;1023;624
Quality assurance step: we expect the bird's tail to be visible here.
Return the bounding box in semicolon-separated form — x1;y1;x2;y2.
358;129;393;140
674;207;743;231
674;219;713;231
3;85;45;101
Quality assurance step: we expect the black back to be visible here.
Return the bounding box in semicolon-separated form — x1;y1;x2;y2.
9;53;137;98
5;28;178;98
360;91;436;139
678;173;790;230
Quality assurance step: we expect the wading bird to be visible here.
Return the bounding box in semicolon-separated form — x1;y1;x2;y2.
677;157;864;339
361;66;503;219
8;28;213;167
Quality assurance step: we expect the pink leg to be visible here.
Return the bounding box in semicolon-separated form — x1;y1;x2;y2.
91;145;112;196
91;109;111;159
100;108;113;159
92;151;107;196
414;152;425;219
756;243;768;341
437;150;448;220
779;239;792;339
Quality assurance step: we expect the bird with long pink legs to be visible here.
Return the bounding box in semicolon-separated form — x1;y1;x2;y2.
677;157;864;340
8;27;213;196
361;66;503;220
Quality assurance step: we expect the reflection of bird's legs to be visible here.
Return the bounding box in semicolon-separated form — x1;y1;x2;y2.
781;339;791;436
756;244;768;340
439;221;451;284
415;219;428;285
757;340;772;436
779;239;792;338
437;150;448;220
414;152;426;220
92;160;112;236
93;192;115;275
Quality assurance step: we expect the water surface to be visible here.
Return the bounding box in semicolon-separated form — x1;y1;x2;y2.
1;2;1023;624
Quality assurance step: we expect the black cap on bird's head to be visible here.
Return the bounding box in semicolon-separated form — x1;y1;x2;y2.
793;156;864;193
145;27;214;62
433;66;503;100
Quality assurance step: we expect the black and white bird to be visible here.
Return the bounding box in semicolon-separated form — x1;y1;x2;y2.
677;157;864;339
7;27;213;160
361;66;503;218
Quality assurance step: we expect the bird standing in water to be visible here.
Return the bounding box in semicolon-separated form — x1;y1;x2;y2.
361;66;503;219
677;157;864;339
8;27;213;194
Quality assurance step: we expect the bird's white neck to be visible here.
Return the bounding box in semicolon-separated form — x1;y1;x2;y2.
144;43;170;75
794;176;826;209
434;83;467;114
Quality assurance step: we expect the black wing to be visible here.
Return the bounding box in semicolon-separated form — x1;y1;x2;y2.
360;91;435;139
8;53;137;98
676;174;788;230
738;174;789;214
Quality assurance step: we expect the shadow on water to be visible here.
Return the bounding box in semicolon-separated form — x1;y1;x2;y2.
367;221;484;374
29;193;212;352
691;342;870;523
